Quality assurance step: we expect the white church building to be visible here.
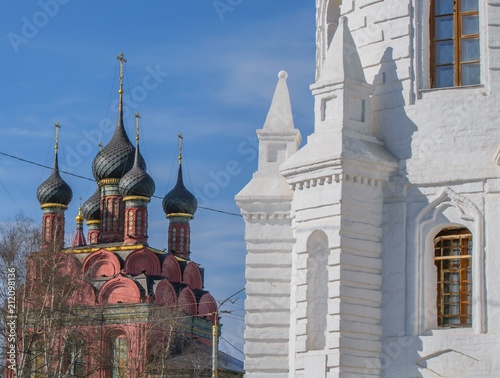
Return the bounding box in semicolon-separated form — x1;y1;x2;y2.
236;0;500;377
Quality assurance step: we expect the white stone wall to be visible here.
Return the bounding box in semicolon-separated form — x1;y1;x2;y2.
238;1;500;377
236;72;301;377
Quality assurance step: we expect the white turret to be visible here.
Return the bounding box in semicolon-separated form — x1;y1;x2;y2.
236;71;301;377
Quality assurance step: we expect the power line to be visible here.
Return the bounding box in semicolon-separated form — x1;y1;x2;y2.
220;336;244;356
0;150;243;218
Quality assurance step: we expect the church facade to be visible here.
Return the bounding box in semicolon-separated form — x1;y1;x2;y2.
7;55;246;378
236;1;500;377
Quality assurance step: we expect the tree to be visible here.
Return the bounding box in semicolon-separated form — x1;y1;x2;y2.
0;213;217;377
0;213;105;377
0;213;40;376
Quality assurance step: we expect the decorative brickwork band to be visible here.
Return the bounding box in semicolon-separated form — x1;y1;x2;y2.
41;205;67;251
167;215;191;260
99;183;124;243
86;220;100;245
123;197;150;245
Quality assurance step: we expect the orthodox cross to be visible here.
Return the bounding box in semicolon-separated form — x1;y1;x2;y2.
178;133;183;165
116;52;127;94
135;112;141;143
54;121;61;153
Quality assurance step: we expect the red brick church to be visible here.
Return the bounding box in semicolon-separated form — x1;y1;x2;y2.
7;55;243;378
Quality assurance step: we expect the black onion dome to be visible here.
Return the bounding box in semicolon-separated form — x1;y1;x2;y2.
162;165;197;216
36;155;73;206
81;187;100;221
91;121;146;181
119;164;155;198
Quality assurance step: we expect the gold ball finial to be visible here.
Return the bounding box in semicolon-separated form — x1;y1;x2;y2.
75;207;84;224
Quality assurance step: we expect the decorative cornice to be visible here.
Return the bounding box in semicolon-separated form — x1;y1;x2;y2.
166;213;194;219
123;195;150;203
86;220;101;225
64;244;166;255
290;173;382;191
98;178;121;187
40;203;68;210
240;211;291;222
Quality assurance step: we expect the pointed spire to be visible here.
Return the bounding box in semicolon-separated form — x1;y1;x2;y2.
134;112;141;166
263;71;294;130
72;203;87;247
320;17;366;84
117;52;127;125
118;112;155;199
36;122;73;206
53;121;61;172
92;53;146;182
162;135;197;217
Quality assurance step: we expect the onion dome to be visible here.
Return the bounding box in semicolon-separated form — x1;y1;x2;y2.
91;122;146;181
162;164;197;216
91;53;146;182
81;187;100;221
36;123;73;206
119;114;155;198
119;164;155;197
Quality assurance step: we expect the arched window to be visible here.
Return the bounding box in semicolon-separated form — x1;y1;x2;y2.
110;335;128;378
29;338;45;378
306;231;329;351
430;0;480;87
65;337;86;377
317;0;342;79
434;227;472;327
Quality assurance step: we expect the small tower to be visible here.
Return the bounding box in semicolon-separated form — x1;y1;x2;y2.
91;53;146;243
81;186;100;244
162;135;198;260
279;17;397;376
118;113;155;245
235;70;301;376
36;122;73;251
71;205;86;248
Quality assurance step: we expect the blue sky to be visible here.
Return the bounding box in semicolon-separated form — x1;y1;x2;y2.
0;1;316;358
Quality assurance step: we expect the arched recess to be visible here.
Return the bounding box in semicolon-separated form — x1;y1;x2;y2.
413;187;485;334
64;332;86;377
124;248;161;276
316;0;342;79
82;249;121;279
104;328;128;377
182;262;203;290
67;279;96;307
56;253;82;276
306;230;329;351
154;279;177;307
98;275;141;304
161;254;182;283
178;286;197;315
198;293;217;322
